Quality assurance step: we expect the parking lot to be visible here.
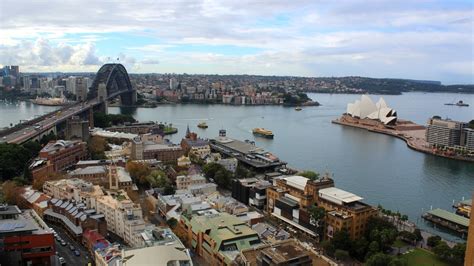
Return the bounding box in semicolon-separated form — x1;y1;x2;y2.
48;223;92;266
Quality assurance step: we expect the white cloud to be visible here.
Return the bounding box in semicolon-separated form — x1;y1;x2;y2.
0;0;472;83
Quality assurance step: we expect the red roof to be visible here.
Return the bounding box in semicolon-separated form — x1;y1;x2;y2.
83;229;106;243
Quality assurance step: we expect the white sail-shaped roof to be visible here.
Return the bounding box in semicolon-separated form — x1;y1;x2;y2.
346;103;354;114
376;97;388;109
352;100;361;117
346;95;397;125
359;95;377;118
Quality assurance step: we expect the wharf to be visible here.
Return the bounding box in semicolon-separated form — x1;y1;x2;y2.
422;208;469;236
332;118;474;162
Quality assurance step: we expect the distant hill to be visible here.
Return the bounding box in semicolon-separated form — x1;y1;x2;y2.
305;76;474;95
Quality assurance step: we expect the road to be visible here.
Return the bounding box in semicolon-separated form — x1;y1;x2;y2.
0;100;98;144
48;223;92;266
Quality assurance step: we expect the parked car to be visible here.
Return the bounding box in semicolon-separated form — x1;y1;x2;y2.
60;240;67;246
59;257;66;265
74;250;80;256
69;245;75;251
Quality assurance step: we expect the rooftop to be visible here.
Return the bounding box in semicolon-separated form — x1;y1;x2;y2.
41;140;79;154
0;205;21;216
0;208;51;236
182;137;209;147
189;212;259;243
426;208;469;227
69;165;107;176
213;137;263;154
144;143;182;151
318;187;363;205
283;175;308;191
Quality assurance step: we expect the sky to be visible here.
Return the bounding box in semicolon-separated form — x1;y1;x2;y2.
0;0;472;84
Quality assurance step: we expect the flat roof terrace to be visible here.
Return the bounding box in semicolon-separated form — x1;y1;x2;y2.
210;138;286;169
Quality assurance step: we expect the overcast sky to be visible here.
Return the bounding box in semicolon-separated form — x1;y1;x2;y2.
0;0;472;84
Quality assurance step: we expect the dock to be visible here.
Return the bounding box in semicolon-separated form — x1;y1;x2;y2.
422;208;469;236
332;118;474;163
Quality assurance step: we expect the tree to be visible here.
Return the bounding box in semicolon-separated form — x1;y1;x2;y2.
0;143;34;181
332;229;352;251
32;173;65;191
202;162;232;189
88;136;108;160
126;161;152;184
308;205;326;227
1;180;25;205
166;217;178;229
427;235;441;247
451;243;466;265
300;170;320;181
366;241;380;260
40;131;57;145
433;241;452;261
146;170;168;188
398;231;416;244
22;141;42;157
413;229;423;242
468;119;474;129
334;249;350;261
365;253;394;266
350;237;369;261
321;240;335;257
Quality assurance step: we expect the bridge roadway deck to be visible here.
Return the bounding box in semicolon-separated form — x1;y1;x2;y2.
0;99;99;144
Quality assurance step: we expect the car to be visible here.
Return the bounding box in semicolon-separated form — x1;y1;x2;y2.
69;244;75;251
59;257;66;265
73;250;80;256
60;240;67;246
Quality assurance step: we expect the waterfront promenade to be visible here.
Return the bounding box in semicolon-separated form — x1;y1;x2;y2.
332;118;474;163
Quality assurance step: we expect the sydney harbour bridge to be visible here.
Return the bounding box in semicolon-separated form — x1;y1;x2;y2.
0;63;137;144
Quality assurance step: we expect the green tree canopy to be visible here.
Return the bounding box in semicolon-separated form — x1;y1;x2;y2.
300;170;320;181
0;143;33;181
432;241;452;261
202;162;232;189
365;253;395;266
427;235;441;247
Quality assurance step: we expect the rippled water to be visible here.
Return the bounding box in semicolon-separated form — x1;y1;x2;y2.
1;92;473;241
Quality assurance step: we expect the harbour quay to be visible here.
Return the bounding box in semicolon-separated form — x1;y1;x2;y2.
422;208;469;237
209;129;286;171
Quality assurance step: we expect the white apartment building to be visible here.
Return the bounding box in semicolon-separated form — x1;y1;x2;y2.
43;178;103;204
94;190;146;247
176;174;206;190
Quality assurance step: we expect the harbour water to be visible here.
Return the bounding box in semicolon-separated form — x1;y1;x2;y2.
1;92;473;241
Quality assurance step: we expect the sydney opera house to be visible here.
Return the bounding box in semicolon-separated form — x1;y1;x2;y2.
344;95;398;126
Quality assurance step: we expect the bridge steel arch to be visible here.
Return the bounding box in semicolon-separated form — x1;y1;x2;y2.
88;63;136;105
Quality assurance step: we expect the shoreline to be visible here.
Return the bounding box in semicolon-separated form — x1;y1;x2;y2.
332;118;474;163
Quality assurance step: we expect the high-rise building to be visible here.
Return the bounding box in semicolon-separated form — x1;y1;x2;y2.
465;128;474;151
10;65;19;78
426;118;467;147
170;77;178;90
22;76;30;91
75;77;88;101
66;76;76;94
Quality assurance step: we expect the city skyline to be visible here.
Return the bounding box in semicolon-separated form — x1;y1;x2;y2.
0;0;473;84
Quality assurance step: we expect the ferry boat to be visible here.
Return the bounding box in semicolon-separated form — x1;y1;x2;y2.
295;106;302;111
445;100;469;107
252;128;274;139
197;122;208;129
